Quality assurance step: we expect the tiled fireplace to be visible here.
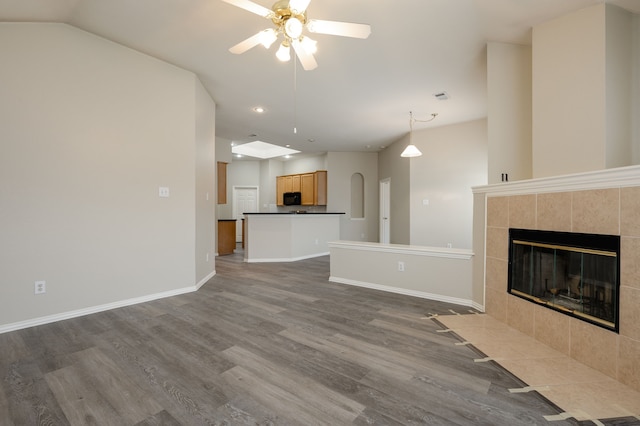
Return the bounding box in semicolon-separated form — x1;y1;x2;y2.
477;166;640;393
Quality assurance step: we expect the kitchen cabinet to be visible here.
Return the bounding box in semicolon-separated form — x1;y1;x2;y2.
314;170;327;206
218;219;236;255
217;162;227;204
300;173;314;205
276;170;327;206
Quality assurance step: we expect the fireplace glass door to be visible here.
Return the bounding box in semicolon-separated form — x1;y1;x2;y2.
508;229;619;331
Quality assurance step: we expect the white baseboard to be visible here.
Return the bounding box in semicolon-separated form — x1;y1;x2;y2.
196;270;216;290
329;276;475;308
0;284;202;335
246;252;329;263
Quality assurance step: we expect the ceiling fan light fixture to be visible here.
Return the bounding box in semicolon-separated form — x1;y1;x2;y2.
289;0;311;14
284;17;304;39
259;28;278;48
276;41;291;61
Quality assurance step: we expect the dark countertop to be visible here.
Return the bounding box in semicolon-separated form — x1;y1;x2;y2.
243;212;345;215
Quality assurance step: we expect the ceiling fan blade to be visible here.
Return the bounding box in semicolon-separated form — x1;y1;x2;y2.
229;31;264;54
292;39;318;71
289;0;311;13
307;19;371;39
220;0;272;18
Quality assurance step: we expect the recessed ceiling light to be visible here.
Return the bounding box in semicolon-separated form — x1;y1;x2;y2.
285;144;291;147
253;107;265;113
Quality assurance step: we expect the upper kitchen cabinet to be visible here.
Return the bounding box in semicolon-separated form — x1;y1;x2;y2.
276;170;327;206
217;162;227;204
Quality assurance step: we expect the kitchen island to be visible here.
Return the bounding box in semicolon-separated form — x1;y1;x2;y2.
243;212;344;263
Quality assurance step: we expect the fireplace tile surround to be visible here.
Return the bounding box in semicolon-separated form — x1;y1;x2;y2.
478;167;640;393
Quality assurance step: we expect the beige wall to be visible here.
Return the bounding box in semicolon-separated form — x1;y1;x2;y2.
0;23;215;330
477;168;640;393
532;4;636;177
379;133;411;244
487;42;532;184
409;119;488;249
327;152;379;242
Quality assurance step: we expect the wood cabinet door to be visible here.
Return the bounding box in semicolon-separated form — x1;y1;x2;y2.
300;173;315;205
283;175;293;193
314;171;327;206
276;176;285;206
292;174;301;192
217;162;227;204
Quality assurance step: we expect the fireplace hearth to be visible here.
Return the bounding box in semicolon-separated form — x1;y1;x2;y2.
508;228;620;331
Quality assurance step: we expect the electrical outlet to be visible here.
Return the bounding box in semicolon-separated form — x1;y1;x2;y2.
398;261;405;272
159;187;170;198
35;280;46;294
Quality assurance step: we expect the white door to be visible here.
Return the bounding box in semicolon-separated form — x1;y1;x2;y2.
379;178;390;244
233;187;258;242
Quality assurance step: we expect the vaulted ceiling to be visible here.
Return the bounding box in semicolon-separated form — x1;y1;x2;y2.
2;0;638;157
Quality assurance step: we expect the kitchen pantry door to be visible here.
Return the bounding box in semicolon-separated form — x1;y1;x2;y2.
233;187;258;242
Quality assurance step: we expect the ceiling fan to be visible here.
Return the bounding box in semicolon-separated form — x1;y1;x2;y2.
222;0;371;70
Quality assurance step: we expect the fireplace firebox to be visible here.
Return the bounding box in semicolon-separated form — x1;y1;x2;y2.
508;228;620;332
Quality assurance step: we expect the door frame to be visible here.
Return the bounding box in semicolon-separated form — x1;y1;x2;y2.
379;178;390;244
233;186;259;242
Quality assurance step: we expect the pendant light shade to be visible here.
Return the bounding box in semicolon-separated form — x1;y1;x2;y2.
400;144;422;157
400;111;422;158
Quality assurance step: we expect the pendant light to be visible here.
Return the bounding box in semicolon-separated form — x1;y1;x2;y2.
401;112;421;157
400;111;438;157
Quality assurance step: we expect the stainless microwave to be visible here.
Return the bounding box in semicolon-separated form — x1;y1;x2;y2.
283;192;301;205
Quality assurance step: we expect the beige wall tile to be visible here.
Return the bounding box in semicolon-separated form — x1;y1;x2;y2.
506;295;535;337
621;186;640;237
534;307;571;355
621;237;640;290
571;189;620;235
618;336;640;392
486;257;507;291
509;194;537;229
570;319;618;379
486;227;509;261
537;192;572;232
485;287;508;322
619;286;640;341
487;196;509;228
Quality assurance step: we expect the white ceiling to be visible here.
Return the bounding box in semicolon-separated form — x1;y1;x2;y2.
2;0;638;157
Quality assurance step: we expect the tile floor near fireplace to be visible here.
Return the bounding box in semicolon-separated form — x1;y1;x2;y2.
438;313;640;423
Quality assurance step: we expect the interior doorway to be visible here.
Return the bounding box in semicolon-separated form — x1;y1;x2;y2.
233;186;258;243
379;178;390;244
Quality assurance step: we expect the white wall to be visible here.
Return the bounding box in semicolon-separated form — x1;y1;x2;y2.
0;23;215;329
487;42;532;184
327;152;379;242
409;119;488;249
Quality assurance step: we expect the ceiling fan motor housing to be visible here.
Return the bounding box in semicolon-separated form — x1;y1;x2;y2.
271;0;307;36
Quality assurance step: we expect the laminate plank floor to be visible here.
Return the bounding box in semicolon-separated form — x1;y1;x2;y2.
1;250;636;425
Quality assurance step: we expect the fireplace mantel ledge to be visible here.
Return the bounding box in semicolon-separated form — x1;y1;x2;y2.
472;165;640;196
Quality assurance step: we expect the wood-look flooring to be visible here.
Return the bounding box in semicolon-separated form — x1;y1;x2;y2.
0;250;627;425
